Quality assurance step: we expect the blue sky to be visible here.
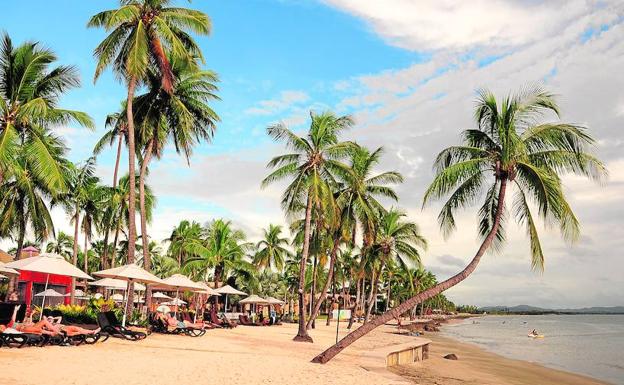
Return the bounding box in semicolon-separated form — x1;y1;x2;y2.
3;1;624;308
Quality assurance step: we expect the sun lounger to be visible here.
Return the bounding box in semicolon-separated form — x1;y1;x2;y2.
149;313;205;337
97;312;147;341
238;314;263;326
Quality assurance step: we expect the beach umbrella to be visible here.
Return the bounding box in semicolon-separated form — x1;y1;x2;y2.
5;253;92;320
0;261;19;275
152;292;172;299
215;284;247;313
156;304;171;314
111;293;124;302
64;289;89;300
154;274;204;316
162;298;187;306
90;277;146;291
265;296;285;305
239;294;269;315
93;264;166;326
192;282;220;322
35;288;64;311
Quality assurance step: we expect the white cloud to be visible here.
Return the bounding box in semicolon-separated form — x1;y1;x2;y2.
244;90;310;116
323;0;623;52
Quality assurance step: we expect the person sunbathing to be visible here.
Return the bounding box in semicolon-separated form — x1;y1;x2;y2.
2;305;99;336
158;312;204;330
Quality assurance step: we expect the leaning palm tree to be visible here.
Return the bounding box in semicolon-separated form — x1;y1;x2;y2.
164;220;204;266
262;111;354;342
253;224;291;271
88;2;210;307
312;87;607;363
0;33;94;186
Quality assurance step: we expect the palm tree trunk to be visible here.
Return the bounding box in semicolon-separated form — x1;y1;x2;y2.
312;178;508;364
5;215;26;301
111;219;121;268
83;232;89;289
70;207;80;304
347;277;361;329
113;133;123;188
308;234;340;329
294;194;313;342
140;140;153;310
386;281;391;312
365;262;383;322
308;253;317;329
125;76;138;315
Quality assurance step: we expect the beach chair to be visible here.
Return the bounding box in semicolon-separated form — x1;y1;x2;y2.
238;314;262;326
149;313;205;337
97;312;147;341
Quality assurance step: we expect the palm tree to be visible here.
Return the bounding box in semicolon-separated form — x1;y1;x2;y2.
133;59;219;281
184;219;252;287
262;111;354;342
164;220;203;266
307;145;404;326
45;231;74;260
88;1;210;309
0;33;94;186
0;130;63;257
54;158;98;303
253;224;290;271
363;209;427;320
94;109;127;188
312;87;607;363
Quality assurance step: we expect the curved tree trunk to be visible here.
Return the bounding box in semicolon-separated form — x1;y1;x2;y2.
125;76;138;316
140;140;153;310
83;232;89;288
70;206;80;304
111;220;121;268
112;133;123;188
312;179;508;364
308;253;317;329
294;194;314;342
5;215;26;301
308;234;340;329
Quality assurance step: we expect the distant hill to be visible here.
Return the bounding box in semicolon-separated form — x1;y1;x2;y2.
478;305;624;314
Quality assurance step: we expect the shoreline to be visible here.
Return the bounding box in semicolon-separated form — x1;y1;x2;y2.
389;317;611;385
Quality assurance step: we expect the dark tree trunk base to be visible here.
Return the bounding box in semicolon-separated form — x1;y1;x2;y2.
293;334;314;343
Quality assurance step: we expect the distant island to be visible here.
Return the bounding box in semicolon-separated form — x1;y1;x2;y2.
478;305;624;315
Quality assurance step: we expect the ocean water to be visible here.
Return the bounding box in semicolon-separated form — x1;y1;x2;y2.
442;315;624;384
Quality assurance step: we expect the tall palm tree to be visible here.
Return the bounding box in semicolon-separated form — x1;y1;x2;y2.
0;33;94;186
262;111;354;342
133;58;219;281
88;1;210;310
45;231;74;260
55;157;98;303
312;87;607;363
253;224;290;271
307;145;404;326
94;109;127;188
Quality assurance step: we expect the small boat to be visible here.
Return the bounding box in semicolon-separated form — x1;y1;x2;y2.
528;333;545;338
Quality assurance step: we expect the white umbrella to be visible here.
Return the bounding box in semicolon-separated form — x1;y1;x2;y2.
239;294;268;315
111;293;124;302
162;298;187;306
154;274;203;316
93;264;166;326
64;289;89;299
90;277;146;291
239;294;269;304
265;296;285;305
156;305;171;314
194;281;221;296
0;261;19;275
35;288;64;311
6;253;92;320
152;292;172;299
215;284;247;313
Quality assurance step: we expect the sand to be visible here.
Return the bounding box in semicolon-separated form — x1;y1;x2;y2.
0;321;610;385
